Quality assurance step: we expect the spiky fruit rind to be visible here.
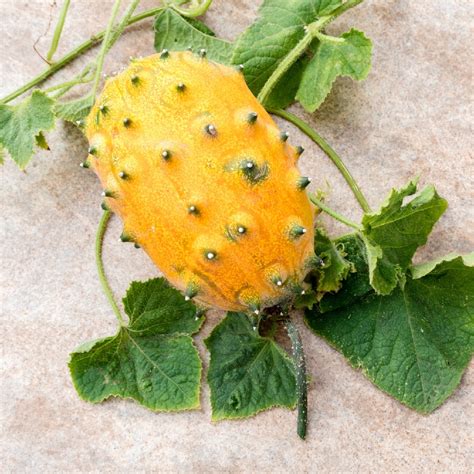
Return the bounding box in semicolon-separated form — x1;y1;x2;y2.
86;51;314;311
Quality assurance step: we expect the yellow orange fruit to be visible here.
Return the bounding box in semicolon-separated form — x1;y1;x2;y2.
85;50;315;312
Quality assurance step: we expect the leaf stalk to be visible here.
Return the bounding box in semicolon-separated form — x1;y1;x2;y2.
268;108;371;213
310;195;362;230
96;211;126;326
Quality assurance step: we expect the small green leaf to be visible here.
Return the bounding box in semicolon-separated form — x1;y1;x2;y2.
205;312;296;420
306;255;474;413
154;9;233;64
315;227;354;292
69;278;203;411
361;179;448;295
296;29;372;112
0;90;56;169
55;94;94;124
232;0;343;96
318;233;372;313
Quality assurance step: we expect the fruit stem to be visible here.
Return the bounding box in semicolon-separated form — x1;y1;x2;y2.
310;195;362;230
284;315;308;440
268;108;372;213
46;0;71;62
96;211;126;326
0;6;165;104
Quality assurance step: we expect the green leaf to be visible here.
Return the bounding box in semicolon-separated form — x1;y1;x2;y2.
318;233;372;312
264;56;309;109
55;94;94;124
0;90;56;169
69;278;203;411
205;312;296;420
296;29;372;112
306;255;474;413
232;0;343;96
154;9;233;64
361;179;448;295
314;227;354;292
0;146;4;165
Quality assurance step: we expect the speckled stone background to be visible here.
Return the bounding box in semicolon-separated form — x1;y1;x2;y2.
1;0;473;472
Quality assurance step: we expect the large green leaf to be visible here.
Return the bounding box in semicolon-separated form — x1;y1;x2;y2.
296;29;372;112
69;278;203;411
232;0;343;97
154;9;233;64
306;255;474;413
0;90;55;168
205;312;296;420
361;179;448;295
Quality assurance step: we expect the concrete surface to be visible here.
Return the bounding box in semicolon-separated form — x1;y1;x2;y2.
1;0;473;472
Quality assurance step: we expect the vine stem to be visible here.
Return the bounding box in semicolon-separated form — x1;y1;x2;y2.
91;0;123;99
0;6;165;104
284;316;308;440
268;108;372;213
96;211;126;326
46;0;71;62
257;0;364;105
310;195;362;230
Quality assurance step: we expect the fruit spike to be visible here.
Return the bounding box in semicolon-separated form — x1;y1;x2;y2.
176;82;186;92
296;145;304;156
205;124;217;136
185;283;199;301
101;201;110;211
120;231;133;242
297;176;311;190
118;171;129;180
160;49;169;59
205;251;217;261
102;189;116;198
131;75;140;85
79;160;90;169
88;146;97;155
99;105;108;115
122;118;132;128
280;131;289;142
247;112;258;124
85;51;314;312
188;205;199;215
161;149;172;160
198;48;207;58
289;225;307;240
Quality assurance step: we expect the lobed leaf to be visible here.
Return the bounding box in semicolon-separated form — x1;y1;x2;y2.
205;312;296;420
306;255;474;413
296;29;372;112
0;90;56;169
314;227;354;292
69;278;203;411
232;0;343;98
361;179;448;295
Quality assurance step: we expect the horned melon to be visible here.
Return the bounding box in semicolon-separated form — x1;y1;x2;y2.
85;50;315;312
